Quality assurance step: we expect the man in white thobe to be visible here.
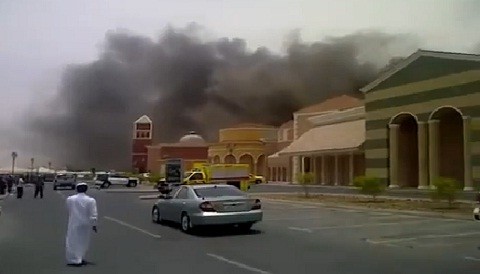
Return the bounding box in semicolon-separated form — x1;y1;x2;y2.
66;183;98;266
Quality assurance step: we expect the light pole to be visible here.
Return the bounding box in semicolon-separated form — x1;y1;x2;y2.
48;162;52;170
11;152;18;174
30;157;34;181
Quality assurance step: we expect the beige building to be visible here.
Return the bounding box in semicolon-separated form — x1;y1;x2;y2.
276;95;366;185
267;120;294;182
362;50;480;190
208;123;278;176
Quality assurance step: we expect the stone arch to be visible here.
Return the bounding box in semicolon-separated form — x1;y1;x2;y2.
239;154;255;173
256;155;266;176
212;155;221;164
224;154;236;164
430;106;464;187
390;113;419;188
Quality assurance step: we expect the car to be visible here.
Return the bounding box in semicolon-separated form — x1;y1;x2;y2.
94;173;139;188
53;174;77;190
151;184;263;233
249;174;265;184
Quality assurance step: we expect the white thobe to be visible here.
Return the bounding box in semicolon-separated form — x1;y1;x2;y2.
65;193;98;264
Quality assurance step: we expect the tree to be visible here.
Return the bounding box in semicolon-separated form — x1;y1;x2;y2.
296;172;315;198
11;152;18;174
430;177;460;208
354;176;386;201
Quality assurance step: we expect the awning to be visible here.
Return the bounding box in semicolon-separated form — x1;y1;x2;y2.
278;119;365;156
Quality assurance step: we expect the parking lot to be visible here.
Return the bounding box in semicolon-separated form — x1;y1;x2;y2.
2;186;480;274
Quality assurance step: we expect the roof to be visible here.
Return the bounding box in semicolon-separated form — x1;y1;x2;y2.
294;95;363;114
279;120;293;129
134;115;152;124
179;131;206;146
148;142;209;148
278;119;365;156
228;123;276;129
361;49;480;93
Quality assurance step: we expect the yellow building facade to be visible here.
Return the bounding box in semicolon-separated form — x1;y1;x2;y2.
208;123;278;176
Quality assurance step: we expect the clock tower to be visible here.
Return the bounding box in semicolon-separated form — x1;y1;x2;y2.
132;115;152;173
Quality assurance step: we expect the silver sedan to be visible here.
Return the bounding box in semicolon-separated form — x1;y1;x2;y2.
151;184;263;233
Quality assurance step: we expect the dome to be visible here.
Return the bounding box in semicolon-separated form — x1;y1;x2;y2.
178;131;206;146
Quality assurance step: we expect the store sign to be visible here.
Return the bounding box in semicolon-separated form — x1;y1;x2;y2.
165;159;183;184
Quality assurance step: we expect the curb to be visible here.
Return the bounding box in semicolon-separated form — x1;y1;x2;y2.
105;189;158;194
254;197;474;221
139;195;160;200
251;192;474;204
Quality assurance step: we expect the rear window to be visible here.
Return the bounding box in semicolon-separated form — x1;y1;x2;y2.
96;174;108;181
193;186;245;198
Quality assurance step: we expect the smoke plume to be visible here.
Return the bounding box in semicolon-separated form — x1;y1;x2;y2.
30;25;417;170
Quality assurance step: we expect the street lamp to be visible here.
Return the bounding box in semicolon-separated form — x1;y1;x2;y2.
11;152;18;174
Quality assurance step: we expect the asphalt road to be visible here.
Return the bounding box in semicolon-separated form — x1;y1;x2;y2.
250;184;478;201
1;184;480;274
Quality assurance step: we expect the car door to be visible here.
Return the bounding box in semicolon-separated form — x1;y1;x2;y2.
169;186;190;222
161;187;182;221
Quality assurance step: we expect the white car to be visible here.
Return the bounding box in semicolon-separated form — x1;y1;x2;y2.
94;174;139;188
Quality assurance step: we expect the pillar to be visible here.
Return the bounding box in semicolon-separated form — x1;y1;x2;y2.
311;156;316;183
321;155;326;185
253;160;258;176
292;156;300;183
417;122;429;189
428;120;440;188
388;124;400;188
463;116;473;191
334;154;339;186
349;152;354;186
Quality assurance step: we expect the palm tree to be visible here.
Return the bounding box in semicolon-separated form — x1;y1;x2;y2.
11;152;18;174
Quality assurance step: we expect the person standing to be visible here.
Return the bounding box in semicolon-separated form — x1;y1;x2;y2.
6;175;13;195
16;177;24;199
65;183;98;267
34;175;44;199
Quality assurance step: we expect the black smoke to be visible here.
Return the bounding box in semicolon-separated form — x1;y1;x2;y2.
30;25;417;170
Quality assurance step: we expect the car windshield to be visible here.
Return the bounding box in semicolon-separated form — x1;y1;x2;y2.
193;186;245;198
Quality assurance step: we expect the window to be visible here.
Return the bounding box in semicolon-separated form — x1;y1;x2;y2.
190;173;204;180
175;187;188;199
193;186;245;198
146;132;150;139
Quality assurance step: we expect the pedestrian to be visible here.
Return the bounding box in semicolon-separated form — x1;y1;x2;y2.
7;175;13;195
34;175;44;199
0;176;6;195
65;183;98;267
16;176;24;199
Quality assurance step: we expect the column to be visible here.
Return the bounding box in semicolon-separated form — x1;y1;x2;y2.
417;122;429;189
349;152;354;186
463;116;473;191
311;156;316;183
428;120;440;188
300;156;305;173
292;156;300;183
253;160;258;176
388;124;400;188
334;154;339;186
321;155;326;185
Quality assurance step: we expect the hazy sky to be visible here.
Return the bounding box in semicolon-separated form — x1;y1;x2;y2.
1;0;479;167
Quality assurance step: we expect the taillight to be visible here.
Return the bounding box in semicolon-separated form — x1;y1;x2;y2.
199;202;216;212
251;199;261;210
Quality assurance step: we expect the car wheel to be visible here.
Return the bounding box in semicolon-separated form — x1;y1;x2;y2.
102;182;111;189
180;213;192;233
131;181;137;187
152;206;162;224
255;180;262;184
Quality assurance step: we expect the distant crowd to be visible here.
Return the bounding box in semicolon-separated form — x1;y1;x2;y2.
0;174;45;199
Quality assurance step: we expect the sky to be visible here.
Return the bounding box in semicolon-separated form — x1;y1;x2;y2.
1;0;479;168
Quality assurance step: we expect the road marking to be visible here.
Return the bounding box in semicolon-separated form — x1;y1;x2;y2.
367;231;480;245
206;253;271;274
104;216;161;239
288;227;313;233
369;215;420;220
266;216;325;221
56;191;66;199
465;256;480;262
